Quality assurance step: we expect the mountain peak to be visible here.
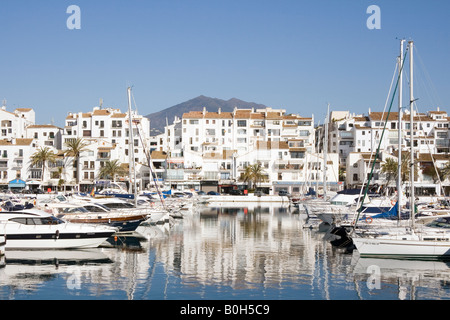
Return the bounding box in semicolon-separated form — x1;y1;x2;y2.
146;96;269;135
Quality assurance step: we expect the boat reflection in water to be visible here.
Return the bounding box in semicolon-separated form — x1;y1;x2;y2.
0;249;113;295
351;255;450;300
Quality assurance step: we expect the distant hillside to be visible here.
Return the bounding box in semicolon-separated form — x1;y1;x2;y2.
146;95;269;136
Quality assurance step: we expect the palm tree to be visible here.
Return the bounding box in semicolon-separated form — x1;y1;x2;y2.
381;157;397;190
30;147;57;188
441;161;450;181
250;163;267;190
64;138;89;192
98;160;127;182
240;165;254;189
239;163;267;191
400;152;418;182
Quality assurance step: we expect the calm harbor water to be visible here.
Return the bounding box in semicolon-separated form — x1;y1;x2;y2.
1;203;449;301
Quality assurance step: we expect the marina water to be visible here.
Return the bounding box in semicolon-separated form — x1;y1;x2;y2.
1;203;449;300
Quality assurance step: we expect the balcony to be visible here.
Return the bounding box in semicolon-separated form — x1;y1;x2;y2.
97;152;111;160
339;132;353;139
184;166;202;172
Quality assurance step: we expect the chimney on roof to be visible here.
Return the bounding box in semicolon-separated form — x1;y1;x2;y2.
437;107;440;111
203;107;206;115
218;107;221;114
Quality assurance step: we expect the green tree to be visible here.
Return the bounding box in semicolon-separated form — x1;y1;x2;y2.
400;152;419;182
440;161;450;181
30;147;57;187
98;160;127;182
64;138;89;191
240;165;254;189
250;163;267;190
381;157;397;187
239;163;268;191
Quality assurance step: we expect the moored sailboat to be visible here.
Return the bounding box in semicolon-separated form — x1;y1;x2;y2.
351;40;450;260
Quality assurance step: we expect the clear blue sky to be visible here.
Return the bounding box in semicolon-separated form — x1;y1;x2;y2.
1;0;449;127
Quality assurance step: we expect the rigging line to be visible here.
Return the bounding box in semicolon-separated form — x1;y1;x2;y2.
129;99;170;210
403;64;446;196
353;48;409;229
354;60;399;216
413;45;443;108
411;100;445;197
133;118;168;211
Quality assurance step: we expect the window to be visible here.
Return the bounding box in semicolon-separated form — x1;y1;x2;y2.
299;130;309;136
237;120;247;127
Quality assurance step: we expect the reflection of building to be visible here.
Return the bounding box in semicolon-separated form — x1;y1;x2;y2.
153;207;325;291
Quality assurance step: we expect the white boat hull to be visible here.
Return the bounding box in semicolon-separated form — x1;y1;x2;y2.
352;237;450;259
206;195;290;203
0;223;115;249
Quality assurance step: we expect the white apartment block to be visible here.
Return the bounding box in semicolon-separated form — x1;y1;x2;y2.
156;106;338;195
0;105;35;140
341;108;450;196
26;124;62;150
0;138;35;188
61;106;151;191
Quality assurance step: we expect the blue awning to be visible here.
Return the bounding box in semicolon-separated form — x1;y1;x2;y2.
8;179;26;188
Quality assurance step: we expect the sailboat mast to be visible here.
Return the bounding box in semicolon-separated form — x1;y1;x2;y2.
409;40;415;229
397;39;405;220
323;104;329;200
127;87;138;206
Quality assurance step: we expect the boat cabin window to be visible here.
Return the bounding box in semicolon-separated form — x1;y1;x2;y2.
10;216;64;225
426;217;450;229
57;207;89;213
102;202;134;209
84;205;108;212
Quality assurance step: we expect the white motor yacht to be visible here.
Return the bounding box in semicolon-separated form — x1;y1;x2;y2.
0;205;116;249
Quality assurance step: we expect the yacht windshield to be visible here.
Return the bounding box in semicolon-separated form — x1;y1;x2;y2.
58;207;89;213
10;216;65;225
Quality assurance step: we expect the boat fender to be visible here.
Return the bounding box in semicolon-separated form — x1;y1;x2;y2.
55;230;60;239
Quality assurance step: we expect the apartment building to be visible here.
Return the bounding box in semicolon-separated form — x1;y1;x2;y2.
154;106;339;195
341;108;450;195
61;106;151;191
0;138;35;189
0;105;35;140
